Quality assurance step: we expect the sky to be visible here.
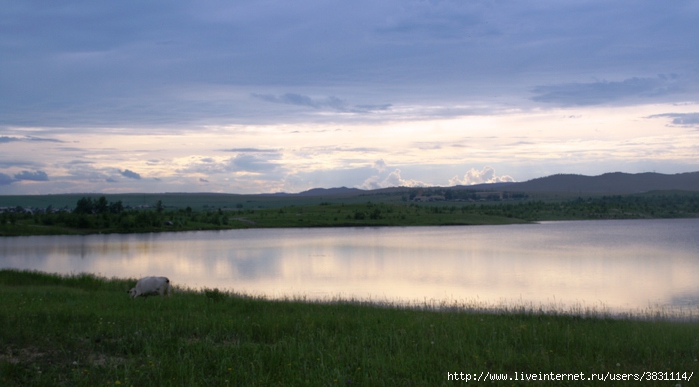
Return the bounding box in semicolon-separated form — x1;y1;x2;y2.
1;0;699;195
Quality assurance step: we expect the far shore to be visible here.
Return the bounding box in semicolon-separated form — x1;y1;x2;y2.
2;191;698;236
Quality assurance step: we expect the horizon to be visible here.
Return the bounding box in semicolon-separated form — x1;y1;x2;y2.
2;2;699;195
1;170;697;197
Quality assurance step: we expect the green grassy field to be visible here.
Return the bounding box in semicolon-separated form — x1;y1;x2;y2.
1;270;698;386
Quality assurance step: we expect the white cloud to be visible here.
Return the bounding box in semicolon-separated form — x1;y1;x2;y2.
448;167;515;186
372;159;387;172
360;169;426;190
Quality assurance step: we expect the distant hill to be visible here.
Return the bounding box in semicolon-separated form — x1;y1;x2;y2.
297;187;365;196
505;171;699;194
265;172;699;198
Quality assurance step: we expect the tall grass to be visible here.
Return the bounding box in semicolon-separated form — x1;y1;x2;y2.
1;269;698;386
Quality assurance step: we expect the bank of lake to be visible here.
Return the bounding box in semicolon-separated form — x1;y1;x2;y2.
2;191;699;236
1;270;698;386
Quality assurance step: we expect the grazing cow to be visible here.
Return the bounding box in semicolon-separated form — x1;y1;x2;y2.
128;276;172;299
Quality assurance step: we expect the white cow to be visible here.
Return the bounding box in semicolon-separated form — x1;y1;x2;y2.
128;276;172;299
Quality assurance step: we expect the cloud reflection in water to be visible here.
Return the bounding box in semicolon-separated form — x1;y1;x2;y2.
1;220;698;314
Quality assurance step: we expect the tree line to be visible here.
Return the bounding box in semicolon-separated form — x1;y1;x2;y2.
2;192;698;235
1;196;230;233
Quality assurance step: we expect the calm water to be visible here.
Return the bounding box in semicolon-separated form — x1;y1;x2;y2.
2;219;699;315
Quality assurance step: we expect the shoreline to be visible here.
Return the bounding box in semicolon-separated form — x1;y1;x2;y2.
2;269;698;385
3;191;698;236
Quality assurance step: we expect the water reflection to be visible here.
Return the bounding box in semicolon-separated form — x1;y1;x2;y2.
2;219;699;315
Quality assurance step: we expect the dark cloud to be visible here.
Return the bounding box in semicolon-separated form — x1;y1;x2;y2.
374;2;491;42
0;136;63;144
29;136;63;143
0;160;42;169
251;93;392;114
251;93;326;109
0;136;20;144
354;104;392;112
530;76;682;106
14;170;49;181
120;169;141;180
0;173;15;185
1;1;698;129
647;112;699;128
1;1;699;195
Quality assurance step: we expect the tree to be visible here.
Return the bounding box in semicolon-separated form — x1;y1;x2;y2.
74;197;94;214
96;196;109;214
109;200;124;214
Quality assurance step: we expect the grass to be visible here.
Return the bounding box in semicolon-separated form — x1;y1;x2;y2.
1;270;698;386
230;202;527;228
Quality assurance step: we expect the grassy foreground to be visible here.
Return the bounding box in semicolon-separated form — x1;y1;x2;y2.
1;270;698;386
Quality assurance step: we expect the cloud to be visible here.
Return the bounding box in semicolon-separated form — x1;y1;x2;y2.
353;104;392;112
63;163;113;183
530;76;681;106
0;136;63;144
374;1;496;44
647;112;699;128
2;1;698;130
220;148;280;153
2;1;699;195
0;160;42;169
373;159;387;172
251;93;391;113
0;173;15;185
180;153;282;176
448;166;514;186
0;136;21;144
251;93;343;109
14;170;49;181
360;168;426;190
383;169;426;187
227;154;278;173
120;169;142;180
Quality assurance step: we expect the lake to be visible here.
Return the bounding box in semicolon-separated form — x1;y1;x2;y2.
2;219;699;317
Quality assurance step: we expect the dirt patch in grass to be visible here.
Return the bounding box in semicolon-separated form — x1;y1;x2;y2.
1;344;126;369
231;217;256;225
